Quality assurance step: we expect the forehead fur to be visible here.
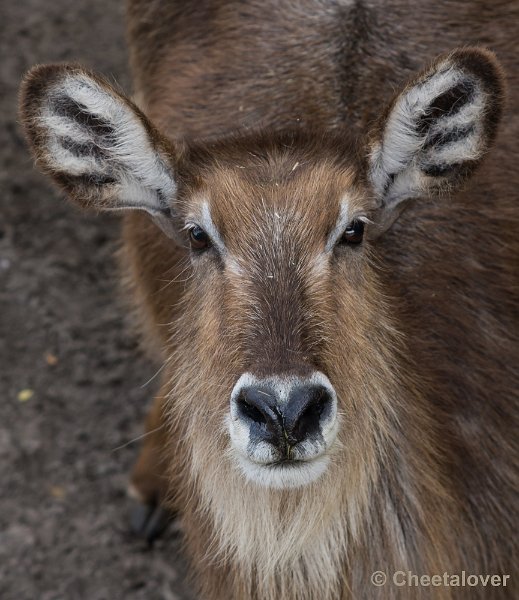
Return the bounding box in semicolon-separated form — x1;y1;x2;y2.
178;129;369;249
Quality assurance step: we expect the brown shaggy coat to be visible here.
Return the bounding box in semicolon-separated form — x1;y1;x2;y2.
19;0;518;598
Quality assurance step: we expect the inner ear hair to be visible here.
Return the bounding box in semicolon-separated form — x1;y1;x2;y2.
368;47;505;211
19;63;178;218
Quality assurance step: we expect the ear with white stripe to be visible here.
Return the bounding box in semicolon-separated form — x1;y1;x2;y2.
20;64;179;236
368;48;504;231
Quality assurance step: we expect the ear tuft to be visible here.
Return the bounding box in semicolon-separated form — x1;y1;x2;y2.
19;64;177;218
368;48;505;213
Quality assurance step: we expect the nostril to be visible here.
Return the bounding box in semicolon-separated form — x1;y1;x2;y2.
300;389;328;423
286;385;333;443
237;392;267;425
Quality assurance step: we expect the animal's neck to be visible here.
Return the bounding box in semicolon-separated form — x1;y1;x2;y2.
172;388;457;600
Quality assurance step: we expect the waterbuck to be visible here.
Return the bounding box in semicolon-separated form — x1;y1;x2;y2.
19;0;518;598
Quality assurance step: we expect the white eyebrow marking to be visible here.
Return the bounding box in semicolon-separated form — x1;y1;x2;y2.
187;200;226;255
325;197;351;252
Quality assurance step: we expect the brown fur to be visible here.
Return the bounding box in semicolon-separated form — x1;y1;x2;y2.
19;0;518;598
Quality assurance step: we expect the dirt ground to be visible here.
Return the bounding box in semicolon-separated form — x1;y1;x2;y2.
0;2;193;599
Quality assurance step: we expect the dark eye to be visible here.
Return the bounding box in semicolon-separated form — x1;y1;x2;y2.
188;225;211;251
339;219;365;245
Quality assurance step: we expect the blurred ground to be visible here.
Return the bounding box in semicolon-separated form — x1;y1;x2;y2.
0;2;193;599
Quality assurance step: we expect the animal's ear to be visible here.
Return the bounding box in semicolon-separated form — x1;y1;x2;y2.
367;48;504;231
19;64;179;236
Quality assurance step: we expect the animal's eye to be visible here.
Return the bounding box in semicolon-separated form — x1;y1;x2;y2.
339;220;365;246
188;225;211;251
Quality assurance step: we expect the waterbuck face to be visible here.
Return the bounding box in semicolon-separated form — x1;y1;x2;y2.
20;49;503;490
176;139;372;488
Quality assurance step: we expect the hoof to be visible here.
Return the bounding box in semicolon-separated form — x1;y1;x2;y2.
130;501;171;544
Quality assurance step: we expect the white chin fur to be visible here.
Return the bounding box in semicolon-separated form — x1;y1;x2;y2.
236;454;330;489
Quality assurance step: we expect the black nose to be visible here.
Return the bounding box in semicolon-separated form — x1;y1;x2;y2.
236;384;333;451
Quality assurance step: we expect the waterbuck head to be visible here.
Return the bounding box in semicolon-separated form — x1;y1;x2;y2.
20;49;503;492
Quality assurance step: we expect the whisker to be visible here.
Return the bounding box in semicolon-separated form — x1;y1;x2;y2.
111;423;166;452
141;362;167;388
